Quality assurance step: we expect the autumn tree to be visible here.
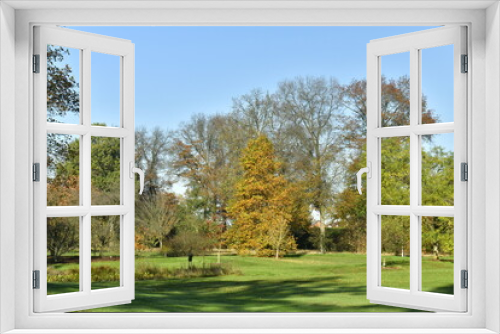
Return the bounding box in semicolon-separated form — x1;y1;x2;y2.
226;135;297;257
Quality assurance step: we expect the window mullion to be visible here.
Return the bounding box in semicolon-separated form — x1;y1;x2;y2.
409;47;420;295
82;48;92;294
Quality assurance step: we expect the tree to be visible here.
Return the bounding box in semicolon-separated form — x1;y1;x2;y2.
135;127;173;197
422;217;454;260
136;192;179;250
335;76;440;253
91;216;120;257
421;145;454;259
46;46;81;175
90;134;121;205
276;76;343;254
47;217;79;263
168;230;211;266
171;113;240;219
226;135;297;257
47;45;80;122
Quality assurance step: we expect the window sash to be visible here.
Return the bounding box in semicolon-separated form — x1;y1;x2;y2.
32;26;136;313
366;26;467;312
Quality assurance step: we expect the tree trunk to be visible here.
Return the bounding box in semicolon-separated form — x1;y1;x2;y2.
319;207;326;254
217;240;222;264
433;244;440;260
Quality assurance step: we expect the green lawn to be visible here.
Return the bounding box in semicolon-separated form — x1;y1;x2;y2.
47;253;454;312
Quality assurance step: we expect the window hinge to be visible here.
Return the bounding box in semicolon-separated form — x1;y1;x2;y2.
461;270;468;289
461;54;468;73
33;54;40;73
33;270;40;289
461;162;468;182
33;163;40;182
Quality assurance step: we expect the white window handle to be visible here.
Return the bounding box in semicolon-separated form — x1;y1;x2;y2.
129;162;145;195
356;162;371;195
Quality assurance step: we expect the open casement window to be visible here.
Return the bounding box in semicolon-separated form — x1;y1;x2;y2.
33;26;140;312
363;26;467;312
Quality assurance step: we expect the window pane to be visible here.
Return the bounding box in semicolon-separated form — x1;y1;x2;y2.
421;216;454;294
91;136;121;205
380;52;410;127
91;216;120;290
47;133;80;206
47;217;80;295
47;45;80;124
381;136;410;205
421;133;454;206
91;52;121;127
381;215;410;290
421;45;454;124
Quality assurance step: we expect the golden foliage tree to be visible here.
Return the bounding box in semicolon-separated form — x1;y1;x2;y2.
226;135;296;258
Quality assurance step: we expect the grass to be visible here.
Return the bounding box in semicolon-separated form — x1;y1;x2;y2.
46;252;454;313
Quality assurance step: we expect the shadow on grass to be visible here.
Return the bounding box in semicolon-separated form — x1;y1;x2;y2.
422;284;454;295
46;276;428;313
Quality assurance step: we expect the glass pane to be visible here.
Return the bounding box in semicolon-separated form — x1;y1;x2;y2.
380;52;410;127
91;52;121;127
381;215;410;290
47;45;81;124
91;136;121;205
47;133;80;206
381;136;410;205
47;217;80;295
421;45;454;124
91;216;120;290
421;133;454;206
421;216;454;294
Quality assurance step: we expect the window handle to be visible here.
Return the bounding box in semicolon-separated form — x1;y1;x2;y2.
129;162;145;195
356;162;371;195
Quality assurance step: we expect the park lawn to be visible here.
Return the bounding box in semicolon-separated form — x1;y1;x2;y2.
47;253;454;312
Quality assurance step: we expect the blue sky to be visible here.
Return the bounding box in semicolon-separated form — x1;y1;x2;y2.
68;26;453;149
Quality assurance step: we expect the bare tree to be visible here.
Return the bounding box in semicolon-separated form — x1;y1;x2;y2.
135;127;173;197
171;113;241;219
136;192;179;251
276;77;344;254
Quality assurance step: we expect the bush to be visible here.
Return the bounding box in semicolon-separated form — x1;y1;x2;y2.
135;262;239;280
47;263;240;283
47;267;79;283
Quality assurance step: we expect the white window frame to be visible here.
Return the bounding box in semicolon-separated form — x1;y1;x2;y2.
0;1;499;333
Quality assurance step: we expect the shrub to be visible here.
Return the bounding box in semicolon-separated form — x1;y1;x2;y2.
135;262;239;280
47;263;240;283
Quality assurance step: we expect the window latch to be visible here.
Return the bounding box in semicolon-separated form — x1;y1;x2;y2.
356;162;371;195
129;162;145;195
